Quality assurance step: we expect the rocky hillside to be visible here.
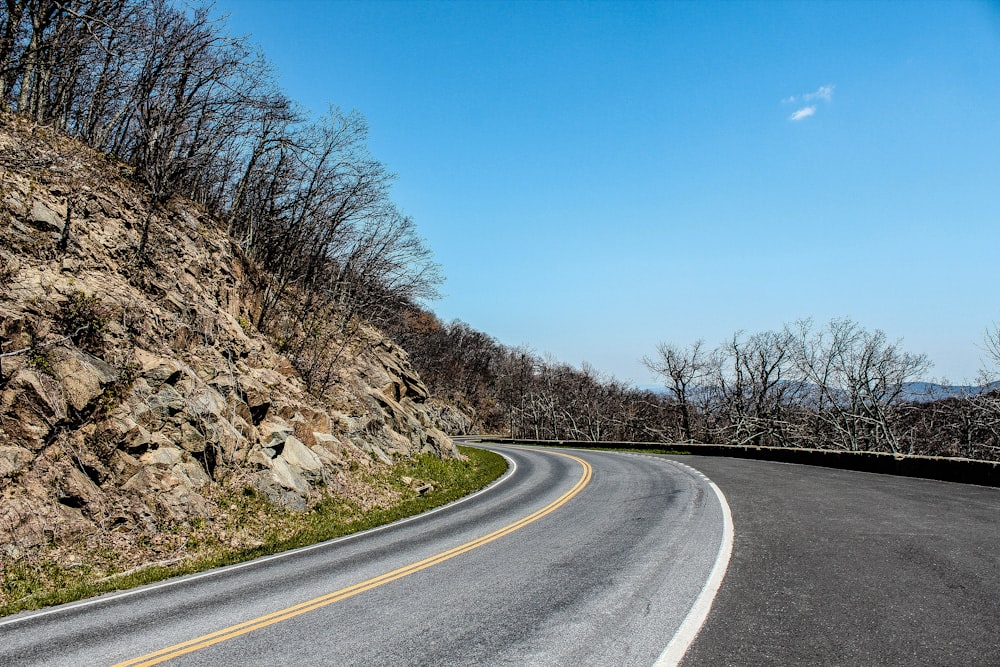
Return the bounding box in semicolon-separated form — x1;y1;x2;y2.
0;114;456;569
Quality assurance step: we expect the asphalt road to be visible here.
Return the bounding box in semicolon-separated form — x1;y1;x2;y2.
6;447;994;666
668;454;1000;666
0;447;728;666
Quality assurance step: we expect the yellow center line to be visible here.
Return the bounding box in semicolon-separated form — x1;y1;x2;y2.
113;449;592;667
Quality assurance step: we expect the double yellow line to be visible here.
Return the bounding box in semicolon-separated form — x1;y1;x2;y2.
114;449;592;666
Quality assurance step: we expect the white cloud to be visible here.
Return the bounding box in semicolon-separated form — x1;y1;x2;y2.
783;84;834;121
789;106;817;121
804;84;835;102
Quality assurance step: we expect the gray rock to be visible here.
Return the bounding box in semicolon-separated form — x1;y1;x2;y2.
140;445;184;468
258;418;293;451
0;446;33;478
146;384;186;416
310;443;343;467
355;437;393;465
28;200;64;233
1;369;66;449
51;347;117;412
124;425;172;454
208;373;237;397
178;421;207;453
187;386;224;417
268;456;310;494
134;349;186;387
279;435;323;481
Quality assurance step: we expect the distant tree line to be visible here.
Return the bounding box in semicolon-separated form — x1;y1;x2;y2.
642;318;1000;459
382;309;675;442
386;308;1000;461
0;0;440;395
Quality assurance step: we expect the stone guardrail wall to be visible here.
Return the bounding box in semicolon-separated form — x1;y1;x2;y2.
457;437;1000;488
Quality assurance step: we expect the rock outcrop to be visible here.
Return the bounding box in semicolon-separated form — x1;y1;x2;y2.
0;114;455;565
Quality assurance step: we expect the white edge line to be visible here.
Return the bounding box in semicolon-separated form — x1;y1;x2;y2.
0;448;517;629
486;444;734;666
653;464;735;667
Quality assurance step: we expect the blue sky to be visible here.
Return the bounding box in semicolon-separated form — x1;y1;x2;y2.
211;0;1000;387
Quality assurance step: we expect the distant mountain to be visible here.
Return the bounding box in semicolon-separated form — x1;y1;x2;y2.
900;382;1000;403
637;381;1000;403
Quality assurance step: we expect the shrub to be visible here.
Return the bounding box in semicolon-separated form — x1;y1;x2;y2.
57;290;111;352
97;359;139;415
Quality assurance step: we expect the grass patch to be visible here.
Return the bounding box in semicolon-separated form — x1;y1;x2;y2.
0;445;506;618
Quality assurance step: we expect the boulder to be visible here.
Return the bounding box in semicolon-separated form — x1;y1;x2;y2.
0;446;33;479
186;385;225;418
52;462;102;511
28;200;64;233
123;467;210;520
50;347;118;412
279;435;323;482
352;436;393;465
208;373;238;397
140;445;184;468
177;421;207;453
109;450;141;482
161;484;212;519
309;444;343;467
123;425;172;455
136;446;210;490
144;384;186;418
1;369;66;449
133;348;185;387
238;374;272;425
268;456;310;495
175;458;211;488
371;341;430;404
0;493;92;550
258;417;293;453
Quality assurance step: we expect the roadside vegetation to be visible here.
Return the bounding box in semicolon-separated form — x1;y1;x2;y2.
0;446;506;618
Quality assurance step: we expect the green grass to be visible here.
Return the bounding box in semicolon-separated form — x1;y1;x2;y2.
0;445;507;618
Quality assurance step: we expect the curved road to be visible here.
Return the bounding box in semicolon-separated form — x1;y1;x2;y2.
4;447;996;665
0;447;728;666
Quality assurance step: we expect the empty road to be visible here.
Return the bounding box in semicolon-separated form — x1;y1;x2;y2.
6;445;993;665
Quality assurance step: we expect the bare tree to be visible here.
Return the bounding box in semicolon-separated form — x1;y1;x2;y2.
789;318;930;452
0;0;29;107
644;339;710;442
712;328;796;447
129;2;258;258
962;320;1000;457
983;321;1000;378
